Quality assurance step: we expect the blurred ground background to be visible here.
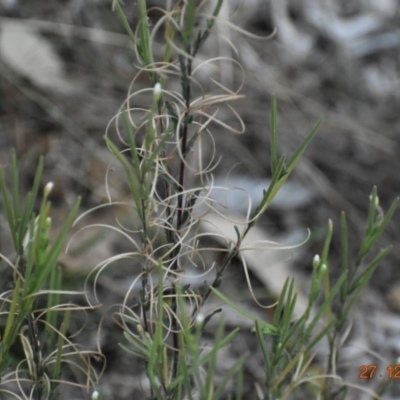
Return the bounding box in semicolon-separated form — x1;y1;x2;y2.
0;0;400;399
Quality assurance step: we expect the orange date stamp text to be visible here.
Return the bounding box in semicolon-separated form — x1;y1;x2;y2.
359;364;400;379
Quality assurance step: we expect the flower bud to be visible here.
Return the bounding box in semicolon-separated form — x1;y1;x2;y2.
196;313;204;325
153;82;162;101
44;182;54;197
369;194;379;206
312;254;320;269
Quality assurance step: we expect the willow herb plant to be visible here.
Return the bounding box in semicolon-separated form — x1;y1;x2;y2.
76;0;397;399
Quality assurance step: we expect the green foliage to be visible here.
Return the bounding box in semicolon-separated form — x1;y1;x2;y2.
0;154;100;398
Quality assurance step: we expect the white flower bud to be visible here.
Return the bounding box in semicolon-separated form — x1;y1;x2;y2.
369;194;379;206
196;313;204;325
153;82;162;101
312;254;320;269
44;182;54;197
91;390;99;400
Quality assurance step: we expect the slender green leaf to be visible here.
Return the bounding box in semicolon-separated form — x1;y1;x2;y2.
235;367;244;400
137;0;156;83
273;277;289;326
281;280;296;333
300;270;347;342
211;287;278;334
2;278;21;347
345;246;392;321
271;320;333;393
304;321;334;356
178;330;194;400
321;220;333;323
143;127;174;174
169;327;240;390
122;109;142;180
321;219;333;267
113;0;137;46
18;156;43;249
10;149;20;224
357;196;398;264
270;94;278;175
104;136;143;219
340;212;349;303
119;341;148;359
265;119;321;208
183;0;196;50
182;189;202;227
22;217;36;298
208;0;223;30
193;0;224;55
204;317;225;398
286;120;322;173
53;309;70;383
0;168;17;250
248;156;286;226
366;187;378;237
213;353;247;399
255;320;270;375
29;197;81;296
46;265;62;345
279;315;306;351
160;7;178;89
122;327;152;359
